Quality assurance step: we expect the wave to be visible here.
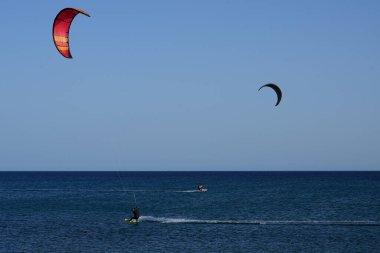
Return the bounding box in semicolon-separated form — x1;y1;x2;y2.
138;216;380;226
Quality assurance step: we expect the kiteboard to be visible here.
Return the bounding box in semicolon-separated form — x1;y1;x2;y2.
199;188;207;192
125;218;139;224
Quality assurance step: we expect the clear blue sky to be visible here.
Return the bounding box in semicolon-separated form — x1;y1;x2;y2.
0;0;379;171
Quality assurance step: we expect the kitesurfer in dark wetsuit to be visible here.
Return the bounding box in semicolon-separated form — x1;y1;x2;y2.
130;207;140;221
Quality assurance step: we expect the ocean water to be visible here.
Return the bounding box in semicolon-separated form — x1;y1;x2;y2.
1;171;379;252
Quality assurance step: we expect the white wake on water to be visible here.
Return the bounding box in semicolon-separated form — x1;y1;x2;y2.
138;216;380;226
6;188;202;193
172;190;199;193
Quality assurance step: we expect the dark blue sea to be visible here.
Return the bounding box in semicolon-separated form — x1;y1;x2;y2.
1;172;380;252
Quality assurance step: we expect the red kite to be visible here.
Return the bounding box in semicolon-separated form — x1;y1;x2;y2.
52;8;90;58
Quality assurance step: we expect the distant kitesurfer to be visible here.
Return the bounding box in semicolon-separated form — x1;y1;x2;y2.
198;185;206;192
129;207;140;221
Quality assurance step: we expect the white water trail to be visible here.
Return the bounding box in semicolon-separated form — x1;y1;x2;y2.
172;190;199;193
6;188;203;193
138;216;380;226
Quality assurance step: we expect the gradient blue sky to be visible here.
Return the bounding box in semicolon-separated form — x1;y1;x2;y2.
0;1;379;171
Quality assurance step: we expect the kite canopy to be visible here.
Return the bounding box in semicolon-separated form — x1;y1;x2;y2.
52;8;90;58
258;83;282;106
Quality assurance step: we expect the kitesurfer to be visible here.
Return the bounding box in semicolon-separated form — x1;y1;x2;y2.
129;207;140;221
198;185;206;192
